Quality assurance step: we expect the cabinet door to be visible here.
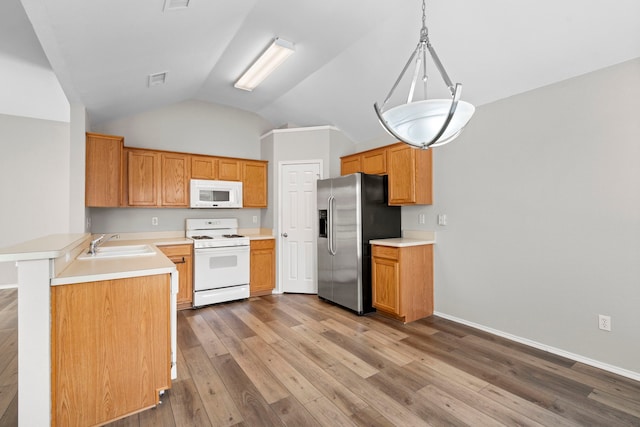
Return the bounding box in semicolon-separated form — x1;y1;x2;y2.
242;160;268;208
160;153;190;207
250;239;275;296
361;147;387;175
388;144;417;205
51;275;171;426
191;155;218;180
372;255;400;315
85;133;123;207
160;245;193;309
340;155;361;175
128;149;159;206
218;158;242;181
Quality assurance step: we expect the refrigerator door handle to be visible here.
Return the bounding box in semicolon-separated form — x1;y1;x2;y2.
328;195;337;255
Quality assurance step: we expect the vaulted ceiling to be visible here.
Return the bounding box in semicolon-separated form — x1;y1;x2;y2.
10;0;640;142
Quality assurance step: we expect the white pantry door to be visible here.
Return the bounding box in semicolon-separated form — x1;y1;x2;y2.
280;162;321;294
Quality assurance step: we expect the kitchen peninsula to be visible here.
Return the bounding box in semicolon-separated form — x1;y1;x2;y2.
0;234;179;427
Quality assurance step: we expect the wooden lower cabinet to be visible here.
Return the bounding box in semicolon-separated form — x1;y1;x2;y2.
250;239;275;296
159;244;193;310
51;274;171;427
371;244;433;323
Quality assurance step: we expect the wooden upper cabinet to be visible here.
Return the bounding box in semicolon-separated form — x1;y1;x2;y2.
191;155;218;180
361;147;388;175
85;133;123;207
86;132;268;209
127;149;160;206
160;152;190;207
242;160;268;208
387;143;432;205
341;147;387;176
340;154;361;175
218;158;242;181
342;142;432;205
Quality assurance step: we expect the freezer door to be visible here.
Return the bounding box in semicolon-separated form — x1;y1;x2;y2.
316;178;333;301
331;174;362;313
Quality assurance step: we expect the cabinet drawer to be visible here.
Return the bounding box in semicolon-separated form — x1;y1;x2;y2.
372;245;399;260
251;239;275;250
159;244;192;257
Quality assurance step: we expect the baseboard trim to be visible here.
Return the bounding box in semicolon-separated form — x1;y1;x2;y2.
434;311;640;382
0;283;18;290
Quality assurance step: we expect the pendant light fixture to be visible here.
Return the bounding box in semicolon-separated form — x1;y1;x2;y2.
374;0;474;149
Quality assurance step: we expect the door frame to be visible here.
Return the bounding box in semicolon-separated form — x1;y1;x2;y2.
276;159;324;294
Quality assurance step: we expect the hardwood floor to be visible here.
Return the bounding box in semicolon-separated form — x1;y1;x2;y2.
1;289;639;426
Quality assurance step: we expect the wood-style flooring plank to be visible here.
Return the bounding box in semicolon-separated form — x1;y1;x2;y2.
243;335;323;404
181;345;243;426
303;396;359;427
270;395;323;427
185;313;229;358
3;290;640;426
166;378;212;427
268;337;369;416
292;323;379;378
211;353;285;426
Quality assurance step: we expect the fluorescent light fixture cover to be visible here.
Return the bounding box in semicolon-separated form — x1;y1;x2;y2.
234;38;295;91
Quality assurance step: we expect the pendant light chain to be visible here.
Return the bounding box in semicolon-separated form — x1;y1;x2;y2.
421;0;429;98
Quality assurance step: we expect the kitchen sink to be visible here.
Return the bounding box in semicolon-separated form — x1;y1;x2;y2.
77;244;156;260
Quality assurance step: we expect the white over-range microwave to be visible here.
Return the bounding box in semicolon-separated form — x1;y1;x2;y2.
190;179;243;208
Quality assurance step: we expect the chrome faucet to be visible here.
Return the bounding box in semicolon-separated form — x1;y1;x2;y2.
88;234;118;255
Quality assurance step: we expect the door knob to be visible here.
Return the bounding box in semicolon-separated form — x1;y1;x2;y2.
281;232;288;238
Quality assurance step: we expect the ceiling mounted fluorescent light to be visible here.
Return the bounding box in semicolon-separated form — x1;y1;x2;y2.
148;71;168;87
234;38;295;91
164;0;190;11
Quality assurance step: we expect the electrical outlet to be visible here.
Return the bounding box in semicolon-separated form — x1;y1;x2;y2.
598;314;611;331
152;217;159;226
253;215;258;224
419;214;425;224
437;214;447;226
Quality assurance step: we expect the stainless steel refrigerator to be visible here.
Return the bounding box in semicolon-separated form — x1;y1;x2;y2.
317;173;401;314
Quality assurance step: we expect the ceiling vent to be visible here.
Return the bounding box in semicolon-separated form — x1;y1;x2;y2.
148;72;168;87
164;0;190;11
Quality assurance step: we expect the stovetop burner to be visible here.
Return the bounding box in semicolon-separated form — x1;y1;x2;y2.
223;234;245;238
191;235;214;240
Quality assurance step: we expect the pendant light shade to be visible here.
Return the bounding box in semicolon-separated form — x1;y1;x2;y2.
374;0;474;149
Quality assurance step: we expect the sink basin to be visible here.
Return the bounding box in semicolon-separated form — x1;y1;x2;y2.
77;244;156;260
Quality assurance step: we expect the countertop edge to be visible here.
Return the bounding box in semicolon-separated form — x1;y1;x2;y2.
369;238;436;247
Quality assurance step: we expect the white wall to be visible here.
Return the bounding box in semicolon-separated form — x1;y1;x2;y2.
0;113;71;285
92;99;272;159
397;58;640;375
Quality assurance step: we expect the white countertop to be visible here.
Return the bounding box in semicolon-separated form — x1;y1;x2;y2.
52;244;177;286
370;230;436;247
0;233;90;262
52;236;188;286
369;237;435;247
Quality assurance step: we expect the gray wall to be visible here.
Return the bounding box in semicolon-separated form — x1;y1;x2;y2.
0;113;71;285
395;58;640;374
89;100;273;233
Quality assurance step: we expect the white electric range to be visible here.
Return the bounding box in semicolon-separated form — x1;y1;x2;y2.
186;218;250;307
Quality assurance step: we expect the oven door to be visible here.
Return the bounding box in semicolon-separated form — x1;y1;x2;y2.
194;246;250;291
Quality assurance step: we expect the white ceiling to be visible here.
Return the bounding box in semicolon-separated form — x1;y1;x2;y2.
10;0;640;142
